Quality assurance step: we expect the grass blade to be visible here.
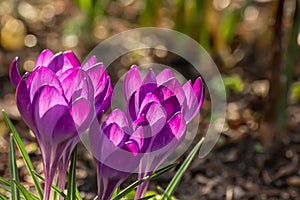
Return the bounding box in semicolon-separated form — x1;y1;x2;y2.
9;134;20;200
75;187;82;200
0;193;8;200
162;137;205;199
33;171;67;199
67;146;77;200
2;110;43;199
13;180;39;200
0;178;10;186
53;175;59;200
112;162;179;200
139;194;156;200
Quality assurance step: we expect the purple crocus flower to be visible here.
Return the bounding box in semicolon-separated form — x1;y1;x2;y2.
123;66;204;199
9;50;112;200
89;109;143;200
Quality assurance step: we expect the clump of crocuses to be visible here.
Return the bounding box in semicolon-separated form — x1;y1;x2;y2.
9;50;112;200
10;49;204;200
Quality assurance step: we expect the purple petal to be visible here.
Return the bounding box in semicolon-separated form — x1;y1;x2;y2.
102;109;129;130
167;112;186;140
32;85;68;140
182;80;201;122
127;91;138;121
161;95;181;120
130;126;145;150
124;65;142;100
151;112;186;152
47;52;64;73
142;69;156;85
193;77;205;107
60;68;81;102
9;57;21;88
86;63;107;95
52;106;77;142
156;69;174;85
83;56;98;70
35;49;54;68
143;102;167;136
152;85;174;102
139;93;160;115
103;123;125;147
61;69;94;104
52;98;92;142
98;80;113;114
26;67;64;101
63;51;81;69
161;78;186;106
16;77;34;130
69;98;93;131
132;115;148;130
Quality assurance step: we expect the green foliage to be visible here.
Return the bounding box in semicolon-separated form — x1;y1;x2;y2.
2;110;43;199
223;75;244;94
162;137;205;199
9;134;20;200
291;82;300;101
67;147;78;200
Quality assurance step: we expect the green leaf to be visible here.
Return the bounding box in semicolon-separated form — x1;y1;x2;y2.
112;162;179;200
9;134;20;200
53;175;59;200
33;171;67;199
75;187;82;200
0;193;8;200
111;186;120;198
0;178;10;186
13;180;39;200
2;110;43;199
139;194;156;200
67;146;77;200
162;137;205;199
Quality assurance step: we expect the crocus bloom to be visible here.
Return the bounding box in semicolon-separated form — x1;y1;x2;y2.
9;50;112;200
89;109;143;200
123;66;204;199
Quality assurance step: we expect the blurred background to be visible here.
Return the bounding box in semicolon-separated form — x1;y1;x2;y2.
0;0;300;199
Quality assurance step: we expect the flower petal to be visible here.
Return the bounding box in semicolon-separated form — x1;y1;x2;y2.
124;65;142;100
35;49;54;68
151;112;186;152
16;77;34;130
47;52;64;73
142;102;167;136
52;98;92;142
152;85;174;102
161;78;186;106
9;57;21;88
63;51;81;69
26;67;64;101
85;63;107;95
102;109;129;130
193;77;205;107
156;69;174;85
182;80;201;122
103;123;125;147
32;85;68;140
161;95;181;120
83;56;98;70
